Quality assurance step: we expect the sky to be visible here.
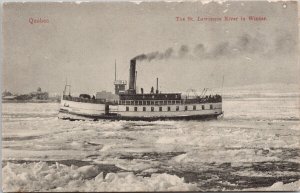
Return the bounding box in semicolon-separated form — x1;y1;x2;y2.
2;1;299;94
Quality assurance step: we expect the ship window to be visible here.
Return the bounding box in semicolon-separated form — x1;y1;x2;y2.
134;107;138;111
151;107;154;112
159;107;162;111
176;106;179;111
126;107;129;111
193;105;196;110
185;106;188;111
202;105;205;110
210;104;213;109
151;101;154;105
168;106;171;111
143;107;146;111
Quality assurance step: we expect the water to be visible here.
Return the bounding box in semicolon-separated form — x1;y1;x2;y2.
2;94;300;191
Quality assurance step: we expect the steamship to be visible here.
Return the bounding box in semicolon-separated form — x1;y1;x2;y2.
58;59;223;121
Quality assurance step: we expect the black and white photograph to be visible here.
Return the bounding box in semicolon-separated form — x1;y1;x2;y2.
2;0;300;191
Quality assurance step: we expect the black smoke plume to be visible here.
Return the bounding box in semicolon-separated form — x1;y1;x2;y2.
178;45;189;58
133;47;174;61
132;32;296;62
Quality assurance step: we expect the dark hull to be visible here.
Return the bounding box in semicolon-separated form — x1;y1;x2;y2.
58;111;223;121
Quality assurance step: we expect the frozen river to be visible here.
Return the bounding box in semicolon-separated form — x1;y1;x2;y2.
2;95;300;191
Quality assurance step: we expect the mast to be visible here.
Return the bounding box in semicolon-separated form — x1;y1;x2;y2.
156;78;159;94
63;77;71;96
63;78;68;95
115;59;117;81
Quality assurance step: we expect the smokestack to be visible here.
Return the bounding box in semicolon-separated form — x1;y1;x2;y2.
156;78;159;94
135;71;137;91
129;59;136;94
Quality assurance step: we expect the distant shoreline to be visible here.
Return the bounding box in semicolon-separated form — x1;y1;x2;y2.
222;94;300;99
2;100;60;103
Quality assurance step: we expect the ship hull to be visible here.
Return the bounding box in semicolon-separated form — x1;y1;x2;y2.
59;99;223;121
58;110;222;121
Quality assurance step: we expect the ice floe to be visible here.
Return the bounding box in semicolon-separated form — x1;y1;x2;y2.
2;162;198;192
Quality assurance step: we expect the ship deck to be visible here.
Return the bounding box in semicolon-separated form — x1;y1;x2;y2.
62;95;222;105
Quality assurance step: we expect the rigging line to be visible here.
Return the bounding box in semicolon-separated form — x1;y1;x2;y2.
221;75;225;97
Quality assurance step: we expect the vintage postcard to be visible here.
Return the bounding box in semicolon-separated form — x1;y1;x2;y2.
1;0;299;192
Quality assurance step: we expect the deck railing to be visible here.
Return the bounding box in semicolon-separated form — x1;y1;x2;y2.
63;95;119;105
62;95;222;105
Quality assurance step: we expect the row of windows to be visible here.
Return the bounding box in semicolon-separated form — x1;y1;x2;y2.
120;100;182;105
121;94;179;100
125;105;213;112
